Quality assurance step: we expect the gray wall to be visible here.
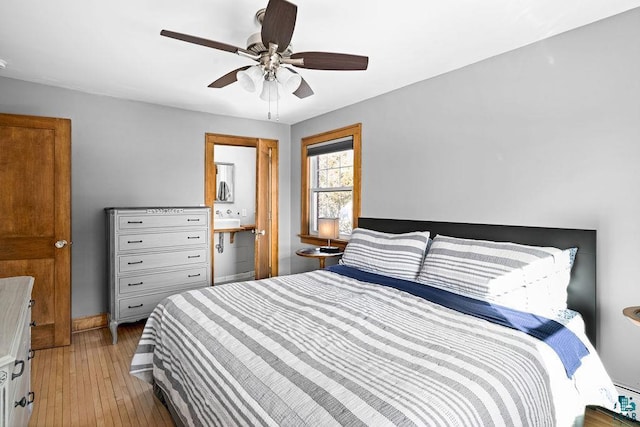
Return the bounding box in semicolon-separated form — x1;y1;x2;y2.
291;8;640;389
0;76;292;318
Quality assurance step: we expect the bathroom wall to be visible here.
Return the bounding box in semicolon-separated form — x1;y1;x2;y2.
213;145;256;283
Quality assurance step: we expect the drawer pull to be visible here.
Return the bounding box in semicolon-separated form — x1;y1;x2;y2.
128;281;144;286
188;273;201;278
128;303;144;309
188;255;201;259
128;261;143;265
127;240;143;244
127;221;143;224
15;396;27;408
28;349;35;360
28;391;35;405
30;321;37;327
187;218;200;222
29;299;35;308
12;360;25;380
187;236;200;240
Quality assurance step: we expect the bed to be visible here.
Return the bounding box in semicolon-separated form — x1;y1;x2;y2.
131;218;618;426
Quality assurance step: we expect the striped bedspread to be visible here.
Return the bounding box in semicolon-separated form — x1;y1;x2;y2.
131;269;616;426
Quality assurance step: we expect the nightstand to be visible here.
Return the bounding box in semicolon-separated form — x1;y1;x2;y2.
584;405;640;426
296;247;343;269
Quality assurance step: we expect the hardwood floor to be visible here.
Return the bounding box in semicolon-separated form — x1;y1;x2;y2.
29;321;174;426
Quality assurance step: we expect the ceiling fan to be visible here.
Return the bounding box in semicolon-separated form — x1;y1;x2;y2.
160;0;369;100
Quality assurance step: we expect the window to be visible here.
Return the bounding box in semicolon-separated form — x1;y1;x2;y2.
301;124;361;247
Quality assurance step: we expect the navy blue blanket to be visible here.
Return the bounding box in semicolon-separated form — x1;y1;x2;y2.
327;264;588;377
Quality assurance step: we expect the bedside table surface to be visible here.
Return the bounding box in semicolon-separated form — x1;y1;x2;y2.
584;405;640;426
296;248;343;269
296;247;343;257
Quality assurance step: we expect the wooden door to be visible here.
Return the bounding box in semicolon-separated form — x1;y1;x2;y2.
204;134;278;281
255;139;278;279
0;113;71;349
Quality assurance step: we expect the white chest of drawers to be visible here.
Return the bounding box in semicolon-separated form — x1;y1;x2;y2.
106;207;211;344
0;276;35;427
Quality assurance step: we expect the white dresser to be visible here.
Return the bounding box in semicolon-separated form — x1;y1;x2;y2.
106;207;211;344
0;276;35;427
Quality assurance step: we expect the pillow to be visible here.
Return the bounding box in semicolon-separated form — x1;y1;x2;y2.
340;228;430;281
416;234;576;310
484;268;573;314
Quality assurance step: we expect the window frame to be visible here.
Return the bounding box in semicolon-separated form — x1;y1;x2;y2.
300;123;362;249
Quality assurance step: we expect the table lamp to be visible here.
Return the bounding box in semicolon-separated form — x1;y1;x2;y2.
318;218;340;253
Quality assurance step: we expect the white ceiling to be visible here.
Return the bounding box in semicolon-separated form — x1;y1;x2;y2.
1;0;639;124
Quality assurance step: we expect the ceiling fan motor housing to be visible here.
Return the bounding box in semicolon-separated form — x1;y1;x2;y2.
255;8;266;24
246;32;292;56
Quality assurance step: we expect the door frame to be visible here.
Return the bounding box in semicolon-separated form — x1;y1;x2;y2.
204;133;279;279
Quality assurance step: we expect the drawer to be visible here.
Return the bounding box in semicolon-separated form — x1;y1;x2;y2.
9;357;31;427
118;230;207;251
9;319;31;413
118;290;181;320
118;268;208;295
9;400;31;427
118;214;208;230
119;249;207;273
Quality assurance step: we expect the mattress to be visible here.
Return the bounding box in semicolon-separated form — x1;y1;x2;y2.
131;268;618;426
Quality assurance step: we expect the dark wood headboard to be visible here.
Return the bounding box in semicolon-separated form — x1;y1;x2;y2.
358;217;598;347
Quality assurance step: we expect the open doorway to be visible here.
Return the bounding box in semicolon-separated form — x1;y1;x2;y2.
205;133;278;282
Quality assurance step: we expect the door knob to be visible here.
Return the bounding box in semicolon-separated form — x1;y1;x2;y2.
55;240;69;248
256;230;266;235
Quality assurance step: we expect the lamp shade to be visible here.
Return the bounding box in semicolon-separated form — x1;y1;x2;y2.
318;218;339;240
237;65;264;92
275;67;302;93
259;79;280;101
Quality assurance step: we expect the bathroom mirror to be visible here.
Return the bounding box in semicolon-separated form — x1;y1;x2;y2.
215;162;234;203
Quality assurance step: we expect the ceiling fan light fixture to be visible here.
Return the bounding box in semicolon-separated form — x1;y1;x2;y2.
275;67;302;93
237;65;264;92
162;0;369;116
259;78;281;101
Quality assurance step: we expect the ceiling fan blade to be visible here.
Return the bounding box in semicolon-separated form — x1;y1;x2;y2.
261;0;297;53
288;68;313;98
290;52;369;70
293;77;314;98
161;29;241;54
208;66;251;88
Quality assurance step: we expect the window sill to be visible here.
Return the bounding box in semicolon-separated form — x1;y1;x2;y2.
299;234;348;250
